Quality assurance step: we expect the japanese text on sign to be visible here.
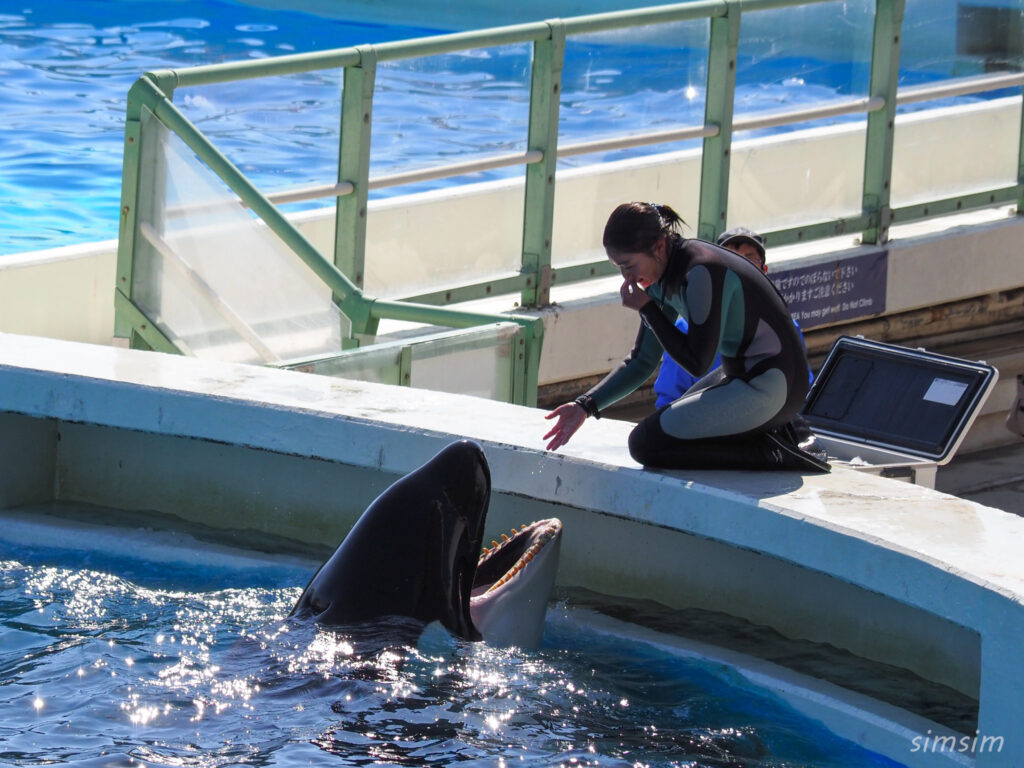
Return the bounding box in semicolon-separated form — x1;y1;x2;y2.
769;250;887;328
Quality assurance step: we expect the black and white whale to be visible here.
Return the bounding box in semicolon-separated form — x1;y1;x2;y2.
290;440;562;649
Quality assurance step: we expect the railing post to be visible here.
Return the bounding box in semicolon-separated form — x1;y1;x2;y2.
697;1;741;242
511;319;544;407
335;46;377;314
115;79;147;344
399;345;413;387
861;0;904;244
521;21;565;308
1017;83;1024;214
117;77;181;353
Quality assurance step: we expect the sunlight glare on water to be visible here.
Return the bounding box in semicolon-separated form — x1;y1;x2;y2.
0;527;908;767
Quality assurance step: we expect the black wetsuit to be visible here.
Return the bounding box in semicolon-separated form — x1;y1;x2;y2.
582;237;823;471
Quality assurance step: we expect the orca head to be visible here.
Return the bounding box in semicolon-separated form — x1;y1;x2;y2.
290;440;490;641
469;517;563;649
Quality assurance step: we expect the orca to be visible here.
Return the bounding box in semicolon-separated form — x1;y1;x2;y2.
472;516;562;648
289;440;562;649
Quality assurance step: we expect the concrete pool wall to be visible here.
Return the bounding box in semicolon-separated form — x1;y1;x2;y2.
1;331;1022;765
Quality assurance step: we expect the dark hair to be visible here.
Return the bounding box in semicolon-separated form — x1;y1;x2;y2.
602;202;685;255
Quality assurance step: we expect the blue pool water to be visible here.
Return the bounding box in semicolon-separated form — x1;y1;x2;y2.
0;511;907;767
0;0;1001;256
1;1;444;256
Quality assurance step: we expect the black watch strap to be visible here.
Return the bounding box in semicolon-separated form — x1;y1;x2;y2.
574;394;601;419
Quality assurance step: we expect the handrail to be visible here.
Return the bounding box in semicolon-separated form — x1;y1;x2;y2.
118;0;1024;408
897;71;1024;106
367;150;544;191
205;71;1013;211
559;125;720;159
117;74;547;403
734;96;886;132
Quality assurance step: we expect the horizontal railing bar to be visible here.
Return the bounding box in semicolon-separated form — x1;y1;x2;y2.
399;273;533;306
266;182;355;206
257;152;542;206
263;99;883;206
551;260;620;284
372;23;561;61
737;0;849;10
761;214;876;248
162;182;355;215
275;321;523;370
890;185;1021;223
369;298;545;343
203;100;872;208
150;0;854;89
171;78;1024;213
368;150;543;190
559;0;726;34
558;0;840;35
160;49;1024;111
559;124;718;158
897;72;1024;106
147;50;362;89
733;96;885;133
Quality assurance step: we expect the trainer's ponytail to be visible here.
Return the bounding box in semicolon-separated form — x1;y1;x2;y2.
603;202;685;255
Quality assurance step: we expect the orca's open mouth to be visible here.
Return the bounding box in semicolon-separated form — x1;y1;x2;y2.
471;518;563;596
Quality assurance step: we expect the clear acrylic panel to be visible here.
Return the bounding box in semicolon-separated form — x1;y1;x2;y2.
370;45;532;185
312;323;519;401
363;174;526;300
727;123;868;232
891;97;1021;207
900;0;1024;82
311;345;406;386
552;21;709;267
727;0;875;231
891;0;1023;206
409;324;518;401
175;69;346;221
558;20;711;164
364;44;533;299
131;110;348;364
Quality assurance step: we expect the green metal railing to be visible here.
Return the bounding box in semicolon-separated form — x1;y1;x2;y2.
116;0;1024;405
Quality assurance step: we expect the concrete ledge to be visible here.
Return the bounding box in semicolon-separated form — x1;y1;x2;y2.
1;332;1023;764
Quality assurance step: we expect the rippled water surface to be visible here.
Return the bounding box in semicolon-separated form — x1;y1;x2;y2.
1;1;445;255
0;509;913;767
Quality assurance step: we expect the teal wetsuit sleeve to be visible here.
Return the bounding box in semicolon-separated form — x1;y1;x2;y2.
583;321;663;413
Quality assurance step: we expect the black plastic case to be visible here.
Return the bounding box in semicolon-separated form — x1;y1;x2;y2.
801;336;999;487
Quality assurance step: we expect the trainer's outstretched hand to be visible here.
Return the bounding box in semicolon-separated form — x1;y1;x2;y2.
543;402;587;451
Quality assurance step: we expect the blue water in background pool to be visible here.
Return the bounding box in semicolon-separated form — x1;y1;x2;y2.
1;1;446;255
0;513;907;767
0;0;1001;256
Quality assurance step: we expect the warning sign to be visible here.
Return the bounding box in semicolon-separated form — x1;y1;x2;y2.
769;250;887;329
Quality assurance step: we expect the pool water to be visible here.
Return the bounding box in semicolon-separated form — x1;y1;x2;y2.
0;0;1002;256
0;508;907;767
1;0;442;256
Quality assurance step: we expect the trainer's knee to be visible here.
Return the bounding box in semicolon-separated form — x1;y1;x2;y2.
628;419;657;465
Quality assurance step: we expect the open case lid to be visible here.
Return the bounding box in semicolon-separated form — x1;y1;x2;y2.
800;336;999;464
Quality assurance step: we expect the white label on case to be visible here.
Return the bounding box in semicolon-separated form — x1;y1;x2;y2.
923;378;968;406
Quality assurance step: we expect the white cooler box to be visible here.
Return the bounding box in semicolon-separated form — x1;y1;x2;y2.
801;336;998;488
